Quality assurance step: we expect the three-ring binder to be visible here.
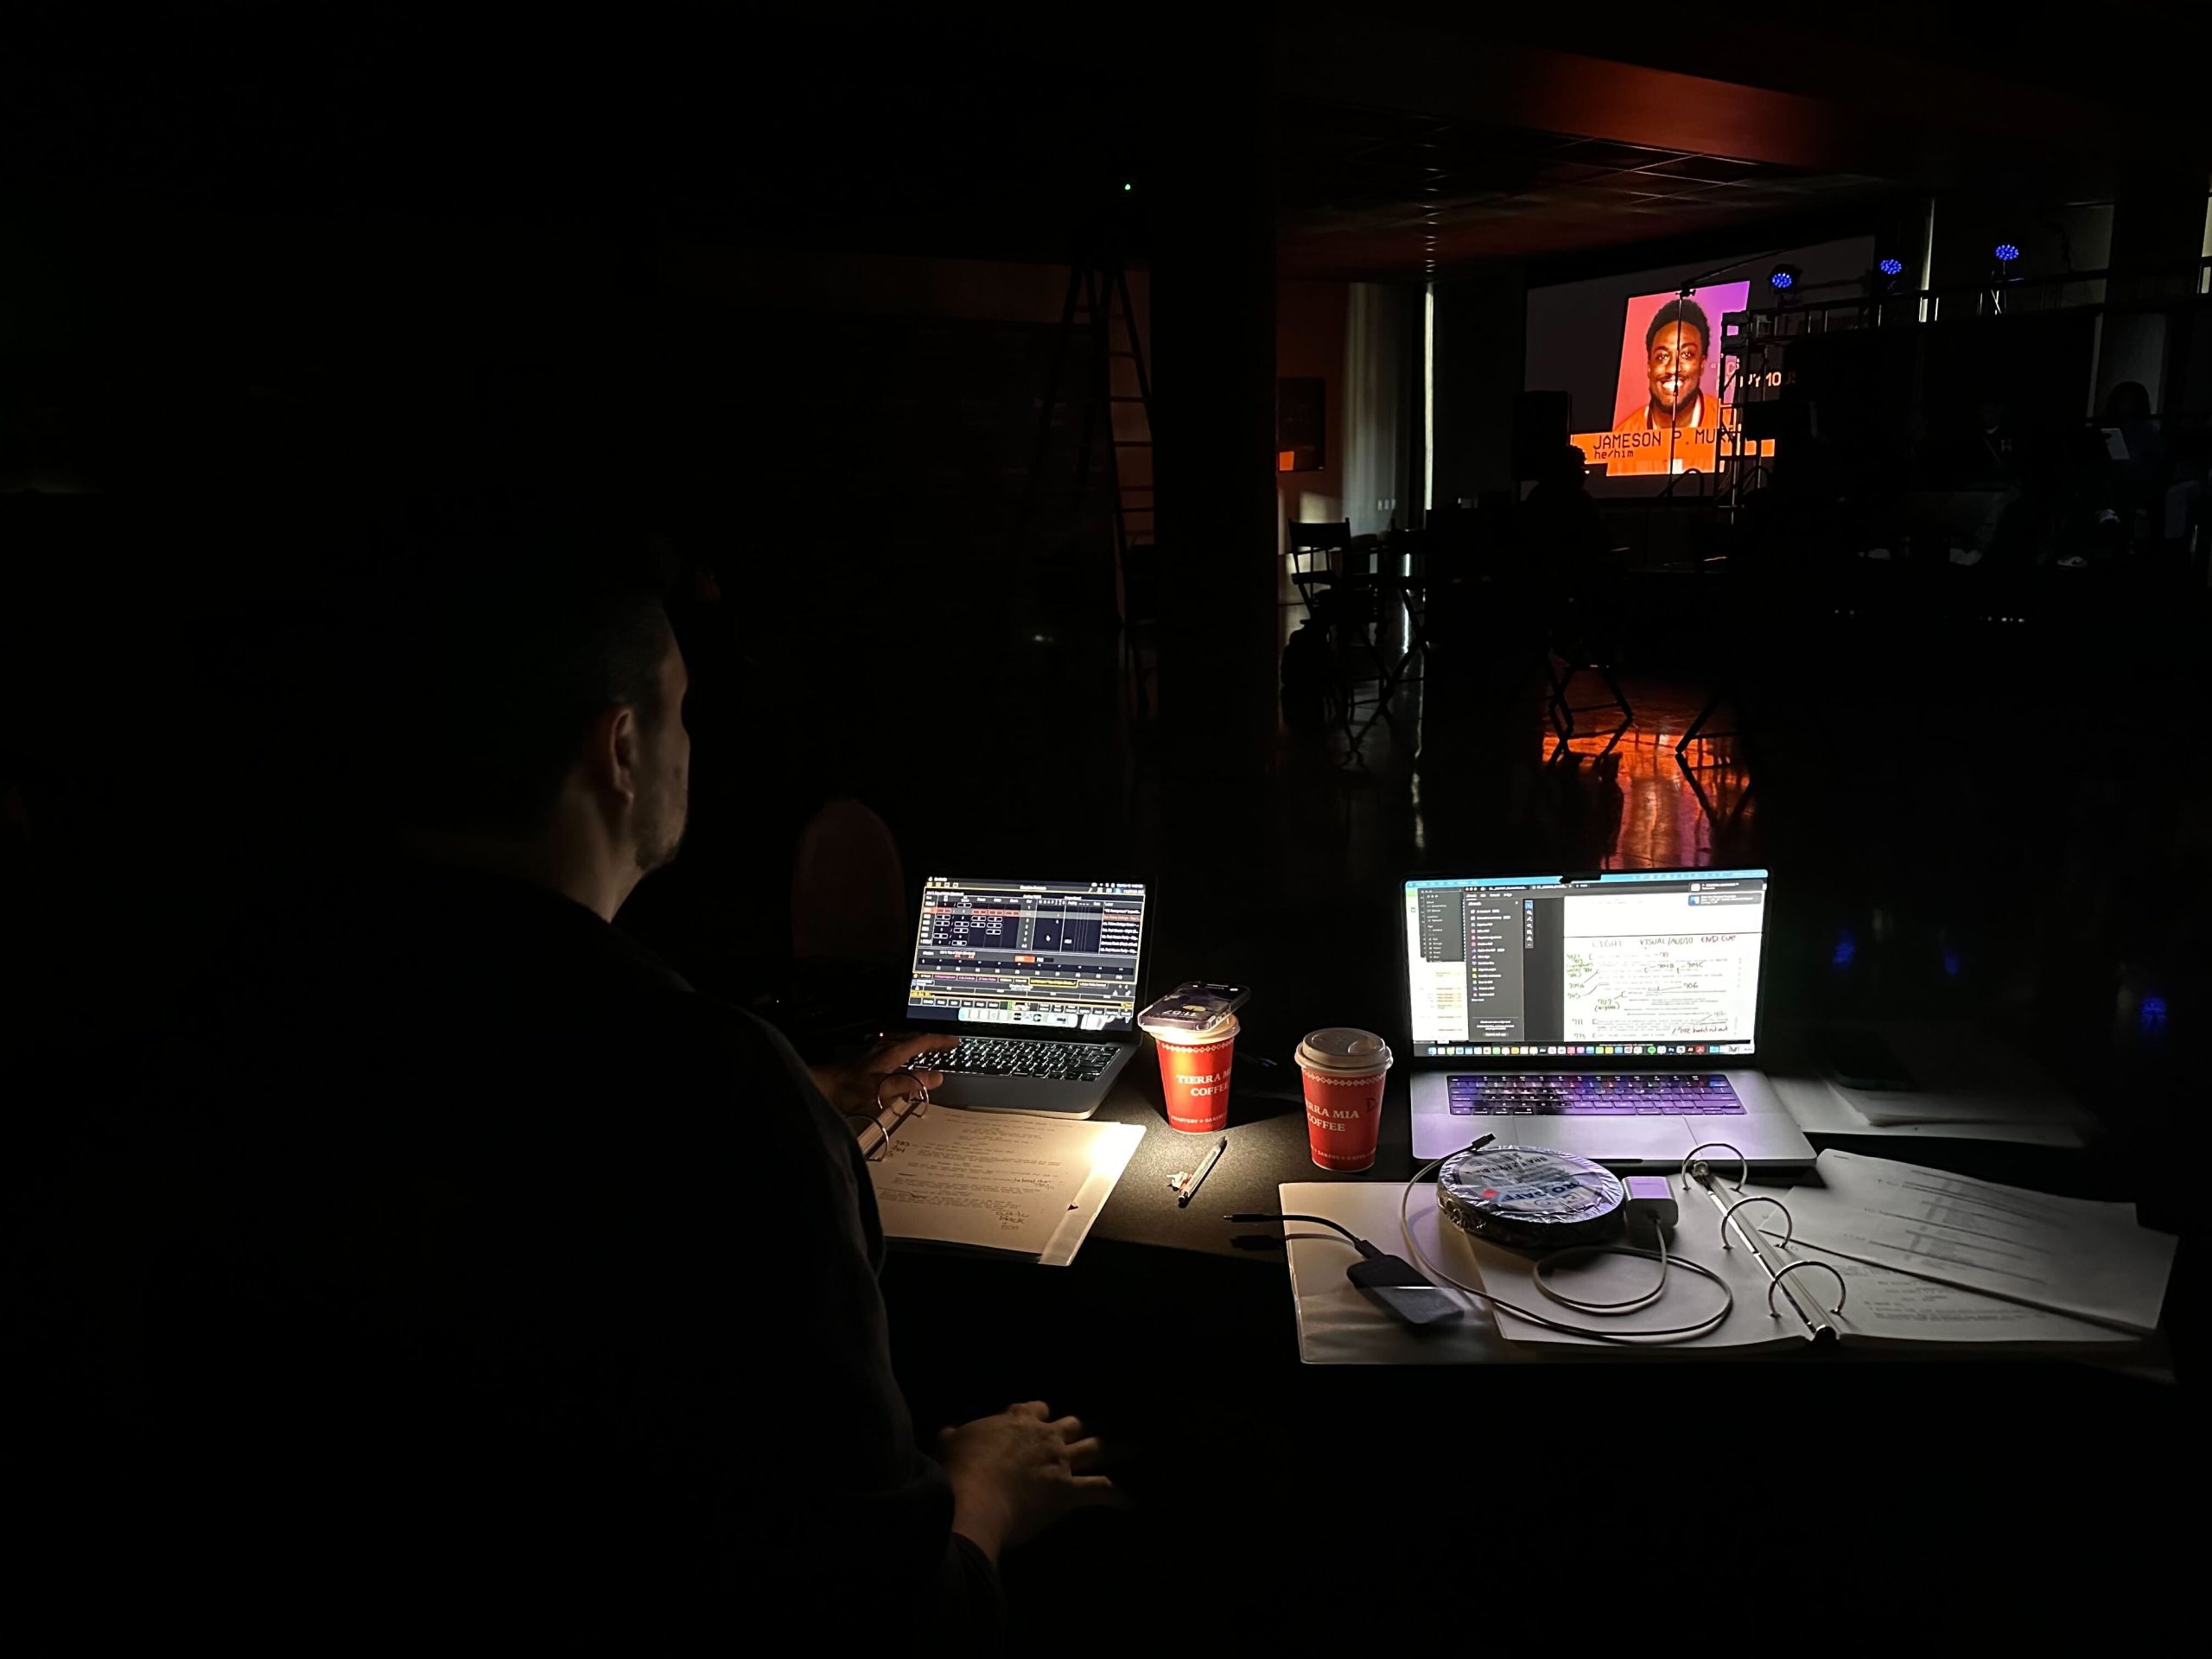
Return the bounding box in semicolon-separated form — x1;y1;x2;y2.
857;1070;931;1160
1679;1143;1844;1339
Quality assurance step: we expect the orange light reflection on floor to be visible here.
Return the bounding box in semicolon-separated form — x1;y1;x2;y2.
1552;687;1754;870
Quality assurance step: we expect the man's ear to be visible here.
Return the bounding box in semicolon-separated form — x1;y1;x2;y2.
583;704;640;808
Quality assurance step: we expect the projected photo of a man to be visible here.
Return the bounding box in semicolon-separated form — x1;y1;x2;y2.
1567;279;1751;477
1616;296;1713;433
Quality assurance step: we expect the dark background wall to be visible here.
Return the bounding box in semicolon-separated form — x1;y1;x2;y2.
1432;263;1528;504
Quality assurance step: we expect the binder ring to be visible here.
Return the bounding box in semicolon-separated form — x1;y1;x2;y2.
1718;1194;1794;1252
1767;1259;1848;1319
1680;1142;1748;1194
876;1069;929;1112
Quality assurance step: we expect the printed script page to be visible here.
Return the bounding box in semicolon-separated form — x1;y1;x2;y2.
868;1108;1115;1255
1776;1149;2175;1334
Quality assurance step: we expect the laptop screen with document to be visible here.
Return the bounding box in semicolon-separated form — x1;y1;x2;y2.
1403;870;1768;1059
907;875;1148;1032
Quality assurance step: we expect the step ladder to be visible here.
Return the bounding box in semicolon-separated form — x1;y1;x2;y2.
1018;250;1155;635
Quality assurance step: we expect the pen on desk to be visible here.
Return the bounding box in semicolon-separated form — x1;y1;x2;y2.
1178;1137;1227;1208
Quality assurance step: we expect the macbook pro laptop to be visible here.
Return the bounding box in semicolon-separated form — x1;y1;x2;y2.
1402;868;1814;1171
904;874;1150;1118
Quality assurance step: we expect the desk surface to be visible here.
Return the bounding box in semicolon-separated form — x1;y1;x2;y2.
1086;1069;1383;1260
879;1028;2189;1637
1077;1041;2107;1263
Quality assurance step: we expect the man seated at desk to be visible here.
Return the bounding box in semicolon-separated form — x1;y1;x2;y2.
24;510;1113;1637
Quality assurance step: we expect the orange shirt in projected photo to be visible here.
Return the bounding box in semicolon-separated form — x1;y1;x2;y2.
1595;397;1736;476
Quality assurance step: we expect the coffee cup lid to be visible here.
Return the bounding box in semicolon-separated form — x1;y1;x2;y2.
1296;1027;1393;1074
1141;1012;1238;1045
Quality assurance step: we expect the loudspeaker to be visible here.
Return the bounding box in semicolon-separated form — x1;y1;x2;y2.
1512;391;1572;480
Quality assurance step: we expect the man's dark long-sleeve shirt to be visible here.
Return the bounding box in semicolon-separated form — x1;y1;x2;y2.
19;861;995;1638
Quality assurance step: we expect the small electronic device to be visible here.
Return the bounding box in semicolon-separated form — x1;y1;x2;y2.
1810;1027;1915;1092
1228;1211;1462;1329
1139;981;1250;1033
1344;1250;1464;1328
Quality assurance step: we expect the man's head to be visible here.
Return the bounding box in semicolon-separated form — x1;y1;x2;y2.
1643;298;1711;413
360;508;689;914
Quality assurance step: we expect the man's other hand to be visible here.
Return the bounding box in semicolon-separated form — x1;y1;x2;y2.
809;1033;955;1116
938;1402;1115;1561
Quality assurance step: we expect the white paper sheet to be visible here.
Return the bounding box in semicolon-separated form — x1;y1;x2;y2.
869;1109;1142;1262
1279;1181;1517;1364
1775;1149;2176;1334
1039;1121;1144;1268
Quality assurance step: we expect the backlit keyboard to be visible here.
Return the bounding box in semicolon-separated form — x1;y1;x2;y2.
1448;1073;1744;1116
931;1038;1119;1083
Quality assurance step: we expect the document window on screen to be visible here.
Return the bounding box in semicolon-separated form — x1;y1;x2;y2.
1404;873;1768;1059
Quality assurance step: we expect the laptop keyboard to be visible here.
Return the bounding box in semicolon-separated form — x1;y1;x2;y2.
1448;1073;1744;1116
931;1039;1120;1084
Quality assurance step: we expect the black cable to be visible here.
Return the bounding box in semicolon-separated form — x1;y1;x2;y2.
1227;1213;1369;1251
1228;1141;1735;1344
1395;1151;1732;1343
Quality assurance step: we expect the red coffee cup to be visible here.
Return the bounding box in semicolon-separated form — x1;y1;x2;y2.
1141;1014;1239;1133
1296;1027;1394;1172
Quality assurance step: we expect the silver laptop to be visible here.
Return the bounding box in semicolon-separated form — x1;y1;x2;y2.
1403;868;1814;1170
904;874;1149;1118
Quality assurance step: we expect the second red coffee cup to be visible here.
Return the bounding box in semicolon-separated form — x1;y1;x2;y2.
1141;1014;1239;1133
1296;1027;1394;1171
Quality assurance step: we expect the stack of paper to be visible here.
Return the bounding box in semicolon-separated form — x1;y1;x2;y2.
1770;1022;2093;1146
867;1107;1143;1268
1770;1149;2177;1334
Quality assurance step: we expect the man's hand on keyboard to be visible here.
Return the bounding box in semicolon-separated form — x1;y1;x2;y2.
808;1033;956;1116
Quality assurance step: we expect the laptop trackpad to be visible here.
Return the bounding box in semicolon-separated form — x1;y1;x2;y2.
1505;1114;1694;1161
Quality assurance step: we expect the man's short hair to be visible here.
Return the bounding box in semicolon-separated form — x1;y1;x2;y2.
1645;297;1712;355
347;504;676;836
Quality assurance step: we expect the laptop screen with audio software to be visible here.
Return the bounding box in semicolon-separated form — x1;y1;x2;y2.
1403;870;1768;1059
906;876;1148;1032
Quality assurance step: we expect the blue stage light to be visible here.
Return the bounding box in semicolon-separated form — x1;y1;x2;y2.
1878;257;1904;276
1993;242;2020;264
1770;270;1793;289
